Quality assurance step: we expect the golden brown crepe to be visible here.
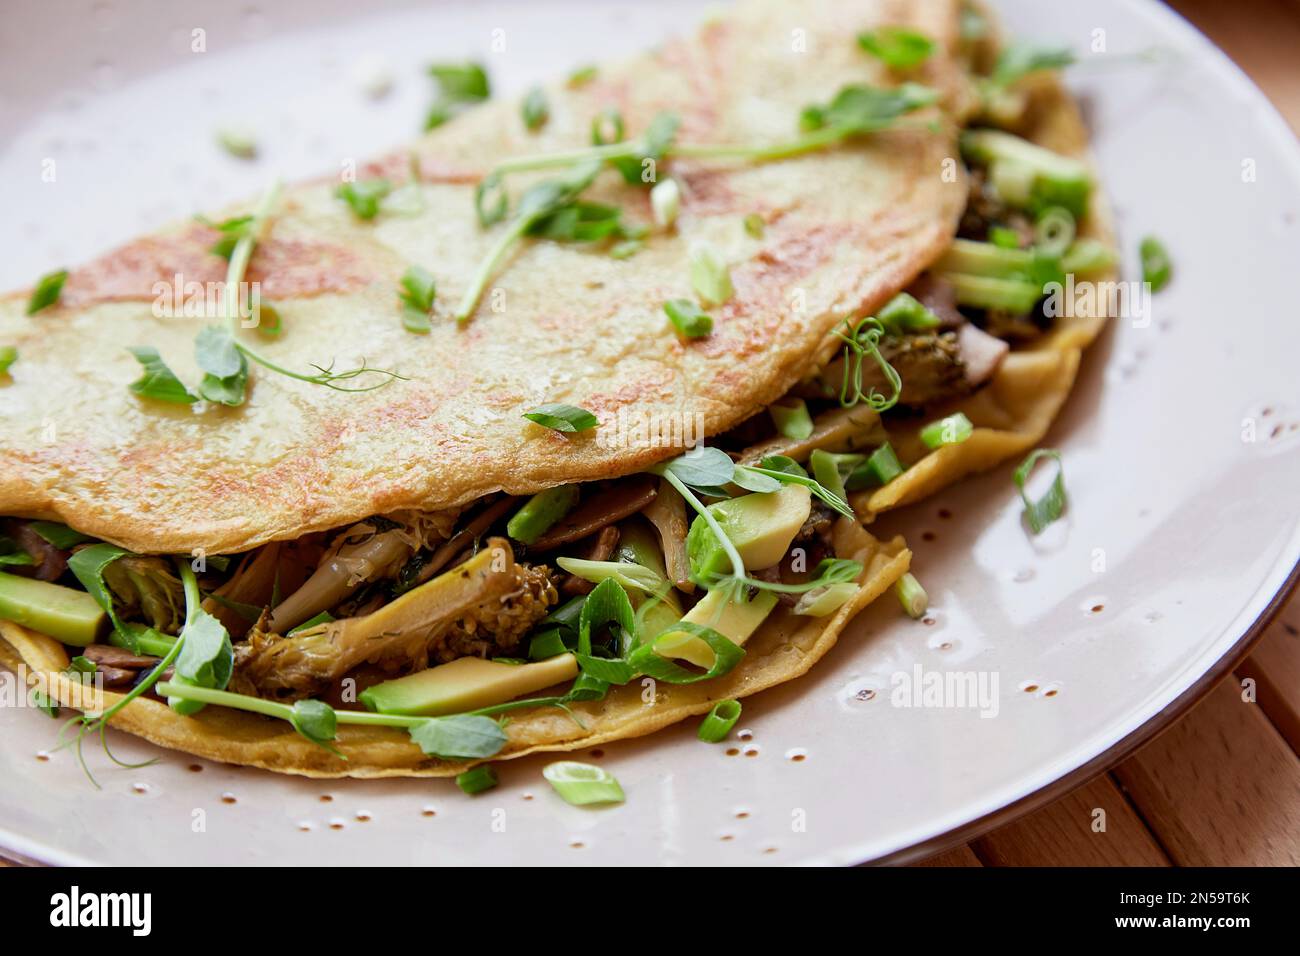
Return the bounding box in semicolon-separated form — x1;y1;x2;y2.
0;0;973;557
0;0;1113;780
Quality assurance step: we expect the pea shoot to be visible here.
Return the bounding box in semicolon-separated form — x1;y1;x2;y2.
128;181;405;406
26;268;68;316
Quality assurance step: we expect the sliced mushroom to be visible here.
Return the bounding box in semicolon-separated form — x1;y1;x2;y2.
529;477;657;550
642;478;694;594
418;496;517;583
80;644;160;669
233;539;527;700
739;405;886;465
561;525;621;597
267;527;411;634
95;665;137;688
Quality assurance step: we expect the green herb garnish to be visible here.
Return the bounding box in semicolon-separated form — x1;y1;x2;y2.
456;765;499;794
566;64;598;88
455;161;602;322
919;412;974;449
522;86;549;131
1013;448;1067;534
543;760;625;805
398;265;437;333
697;699;742;742
835;316;902;412
1140;236;1172;292
335;179;392;220
523;403;598;433
857;28;935;70
0;346;17;376
425;62;490;130
894;572;928;618
26;269;68;315
663;298;713;339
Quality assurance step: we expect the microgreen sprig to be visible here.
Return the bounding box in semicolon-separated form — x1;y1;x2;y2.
835;315;902;412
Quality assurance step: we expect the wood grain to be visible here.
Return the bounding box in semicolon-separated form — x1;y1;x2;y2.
972;774;1171;866
1113;677;1300;865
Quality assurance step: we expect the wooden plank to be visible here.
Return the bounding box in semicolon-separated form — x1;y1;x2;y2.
1114;677;1300;865
910;844;983;867
972;773;1169;866
1237;609;1300;754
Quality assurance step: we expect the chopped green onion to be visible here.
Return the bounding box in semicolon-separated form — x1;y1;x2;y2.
960;129;1091;219
697;699;742;742
877;291;940;333
26;269;68;315
650;177;680;228
1034;207;1076;258
68;655;96;676
335;179;391;220
989;225;1022;249
689;241;733;306
894;572;928;618
216;126;257;159
942;273;1044;313
847;442;904;489
1013;448;1067;534
793;581;858;616
920;412;973;449
810;449;857;505
522;86;549;131
857;27;935;70
0;346;16;376
528;629;570;660
522;402;598;433
456;765;499;795
663;298;713;339
507;485;580;545
743;212;765;238
542;760;625;805
1139;236;1172;292
398;264;437;333
769;398;814;440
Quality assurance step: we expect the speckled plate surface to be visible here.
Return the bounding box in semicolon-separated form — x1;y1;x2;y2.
2;0;1298;866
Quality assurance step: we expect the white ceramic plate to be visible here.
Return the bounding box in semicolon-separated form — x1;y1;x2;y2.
2;0;1298;866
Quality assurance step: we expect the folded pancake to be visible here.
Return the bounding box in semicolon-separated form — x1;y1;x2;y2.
0;0;1113;780
0;0;972;557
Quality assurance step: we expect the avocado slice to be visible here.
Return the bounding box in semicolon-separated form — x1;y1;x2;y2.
653;588;778;668
507;485;579;545
0;571;108;646
359;652;578;716
686;484;811;579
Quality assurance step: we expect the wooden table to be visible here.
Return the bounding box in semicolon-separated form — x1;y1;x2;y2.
915;0;1300;868
3;0;1298;869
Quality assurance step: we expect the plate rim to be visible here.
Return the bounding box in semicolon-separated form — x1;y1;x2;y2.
3;0;1300;868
